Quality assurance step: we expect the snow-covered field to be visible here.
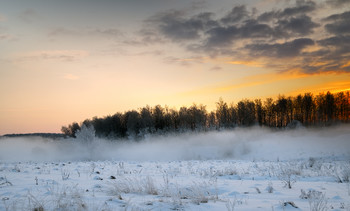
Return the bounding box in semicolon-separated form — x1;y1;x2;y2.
1;126;350;210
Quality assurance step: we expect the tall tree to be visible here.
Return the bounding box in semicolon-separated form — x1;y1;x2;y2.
216;98;230;128
302;93;314;125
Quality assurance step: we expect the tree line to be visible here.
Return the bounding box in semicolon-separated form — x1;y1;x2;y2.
62;91;350;139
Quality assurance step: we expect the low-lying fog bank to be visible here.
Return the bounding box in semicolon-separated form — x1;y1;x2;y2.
1;125;349;162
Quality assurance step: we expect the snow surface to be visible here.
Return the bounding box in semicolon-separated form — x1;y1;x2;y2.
0;126;350;210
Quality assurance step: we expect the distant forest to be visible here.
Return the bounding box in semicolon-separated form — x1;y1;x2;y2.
62;91;350;139
2;133;64;139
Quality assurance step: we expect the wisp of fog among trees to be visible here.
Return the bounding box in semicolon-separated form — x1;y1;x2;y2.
62;91;350;139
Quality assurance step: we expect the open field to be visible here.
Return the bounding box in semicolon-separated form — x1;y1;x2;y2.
1;126;350;210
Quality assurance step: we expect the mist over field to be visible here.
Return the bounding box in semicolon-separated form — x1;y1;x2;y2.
1;125;349;162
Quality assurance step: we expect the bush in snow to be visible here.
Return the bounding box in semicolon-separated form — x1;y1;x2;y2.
225;198;236;211
307;191;328;211
278;163;300;189
299;189;328;211
334;163;350;183
266;182;274;193
61;168;70;181
308;157;316;168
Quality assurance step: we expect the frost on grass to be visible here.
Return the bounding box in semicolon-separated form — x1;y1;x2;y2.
225;198;236;211
334;163;350;183
107;176;158;196
307;191;328;211
107;175;219;207
60;168;70;181
277;163;301;189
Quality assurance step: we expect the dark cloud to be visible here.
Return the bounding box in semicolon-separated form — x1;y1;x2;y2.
141;0;348;74
146;1;319;49
202;15;318;52
311;35;350;71
255;1;319;38
203;20;274;51
281;0;317;17
291;35;350;73
147;10;217;42
324;11;350;35
246;38;314;58
204;26;238;48
258;0;316;21
318;35;350;48
221;5;249;24
239;20;275;38
275;15;319;36
300;52;350;73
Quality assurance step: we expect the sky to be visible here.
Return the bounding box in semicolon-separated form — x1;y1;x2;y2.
0;0;350;134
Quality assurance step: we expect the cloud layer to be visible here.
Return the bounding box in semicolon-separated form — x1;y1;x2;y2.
144;0;350;73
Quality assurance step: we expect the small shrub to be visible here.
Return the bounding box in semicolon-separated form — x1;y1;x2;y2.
61;169;70;181
308;190;328;211
266;182;274;193
27;192;46;211
278;164;299;189
308;157;316;168
335;165;350;183
33;206;44;211
300;189;328;211
300;189;323;200
226;198;236;211
145;176;158;195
